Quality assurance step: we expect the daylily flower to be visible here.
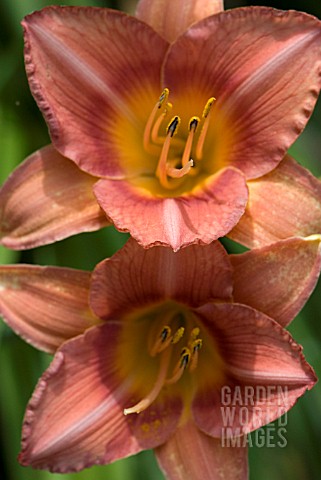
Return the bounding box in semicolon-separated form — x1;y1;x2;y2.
1;237;320;478
1;0;321;250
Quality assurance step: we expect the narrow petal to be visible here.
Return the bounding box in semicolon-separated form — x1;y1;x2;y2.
163;8;321;178
0;265;99;353
94;167;248;250
155;420;248;480
19;323;181;472
23;7;169;177
193;303;316;438
90;238;232;319
229;156;321;249
135;0;224;43
231;236;321;327
0;145;108;250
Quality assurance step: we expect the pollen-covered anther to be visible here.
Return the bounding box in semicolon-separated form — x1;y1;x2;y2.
166;347;191;385
171;326;185;344
189;338;203;372
149;324;185;357
187;327;202;372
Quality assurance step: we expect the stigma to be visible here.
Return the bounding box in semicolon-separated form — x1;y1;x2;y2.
123;320;203;416
143;88;215;190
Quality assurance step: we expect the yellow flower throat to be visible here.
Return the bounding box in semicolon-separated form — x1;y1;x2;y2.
124;311;203;416
143;88;216;191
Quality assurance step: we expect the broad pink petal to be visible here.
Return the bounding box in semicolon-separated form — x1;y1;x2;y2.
0;265;99;353
231;236;321;327
136;0;224;43
229;156;321;248
90;238;232;319
163;8;321;178
94;167;248;250
155;420;248;480
23;7;169;177
193;303;316;438
19;323;182;472
0;145;108;250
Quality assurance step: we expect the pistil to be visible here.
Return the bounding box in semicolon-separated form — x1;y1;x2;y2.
123;347;172;415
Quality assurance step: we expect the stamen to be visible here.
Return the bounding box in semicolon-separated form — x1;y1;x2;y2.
143;88;170;153
149;325;185;356
182;116;199;167
189;339;202;372
167;116;180;137
158;88;170;108
151;103;172;144
166;347;191;385
172;327;185;344
124;348;172;415
190;327;200;342
149;325;172;357
196;97;216;160
156;116;181;189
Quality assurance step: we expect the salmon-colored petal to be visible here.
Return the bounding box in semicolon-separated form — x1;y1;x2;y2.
0;145;108;250
229;156;321;249
231;236;321;327
94;167;248;251
193;303;316;438
23;7;168;177
155;420;248;480
136;0;224;43
163;8;321;178
19;323;182;472
90;238;232;319
0;265;99;353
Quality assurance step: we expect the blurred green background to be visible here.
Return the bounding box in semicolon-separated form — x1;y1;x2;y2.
1;1;321;479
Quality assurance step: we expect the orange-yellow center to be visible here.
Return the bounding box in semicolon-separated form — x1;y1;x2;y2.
142;88;215;191
114;87;232;197
116;301;225;416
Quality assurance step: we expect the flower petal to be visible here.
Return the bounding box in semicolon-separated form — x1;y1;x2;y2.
90;238;232;319
229;156;321;249
155;420;248;480
19;323;182;472
193;303;316;438
0;265;99;353
0;145;108;250
135;0;224;43
230;236;321;327
163;8;321;178
23;7;169;177
94;167;248;250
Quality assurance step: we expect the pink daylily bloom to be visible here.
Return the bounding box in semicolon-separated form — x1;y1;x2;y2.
1;2;321;250
2;237;318;478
